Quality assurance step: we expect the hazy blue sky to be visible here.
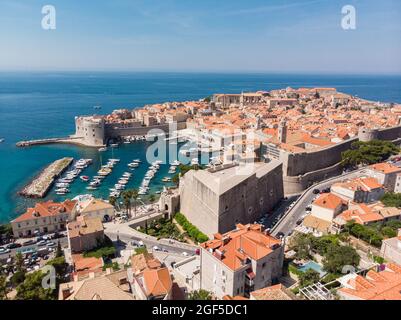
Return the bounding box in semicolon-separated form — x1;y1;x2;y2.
0;0;400;73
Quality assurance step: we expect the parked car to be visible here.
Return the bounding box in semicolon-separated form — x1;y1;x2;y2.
37;240;47;247
153;246;160;251
6;243;21;249
182;251;188;257
276;232;285;239
22;239;36;246
46;242;56;248
0;247;11;254
313;189;320;195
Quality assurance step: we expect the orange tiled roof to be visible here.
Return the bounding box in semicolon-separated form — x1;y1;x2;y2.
201;224;281;271
313;193;345;210
338;264;401;300
12;200;76;223
143;267;172;297
370;163;401;175
335;204;384;225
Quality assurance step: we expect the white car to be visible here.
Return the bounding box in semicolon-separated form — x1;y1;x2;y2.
182;252;188;257
0;247;10;254
153;246;160;251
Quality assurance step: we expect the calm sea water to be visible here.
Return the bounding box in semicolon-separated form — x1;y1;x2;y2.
0;72;401;223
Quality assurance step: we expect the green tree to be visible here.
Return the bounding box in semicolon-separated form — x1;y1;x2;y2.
381;193;401;208
323;244;360;274
46;256;68;286
0;275;8;300
55;241;63;258
341;140;399;168
172;173;180;186
131;189;139;217
108;196;117;208
188;289;213;300
15;252;25;273
0;224;12;238
16;271;55;300
299;269;320;288
289;234;312;260
148;194;156;204
121;190;132;216
11;271;26;287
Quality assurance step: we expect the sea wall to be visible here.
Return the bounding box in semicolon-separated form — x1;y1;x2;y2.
105;122;187;138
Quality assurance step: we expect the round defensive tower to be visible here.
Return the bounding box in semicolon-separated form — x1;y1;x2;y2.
75;116;105;146
358;127;379;142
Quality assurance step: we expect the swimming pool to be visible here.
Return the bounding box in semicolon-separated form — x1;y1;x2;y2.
298;261;327;277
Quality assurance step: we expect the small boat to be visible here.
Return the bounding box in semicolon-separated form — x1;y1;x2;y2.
56;183;69;188
93;105;102;110
162;177;172;182
0;138;4;143
86;186;98;190
110;143;119;148
55;188;69;193
98;147;107;152
128;162;139;168
80;176;90;182
172;160;181;166
133;159;141;163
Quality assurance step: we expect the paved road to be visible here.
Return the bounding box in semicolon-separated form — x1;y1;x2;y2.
271;168;369;237
104;221;197;256
0;237;68;260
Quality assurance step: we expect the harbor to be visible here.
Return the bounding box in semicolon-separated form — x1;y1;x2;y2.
19;157;74;198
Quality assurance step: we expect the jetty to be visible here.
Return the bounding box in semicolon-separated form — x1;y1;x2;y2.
16;137;79;147
19;157;74;198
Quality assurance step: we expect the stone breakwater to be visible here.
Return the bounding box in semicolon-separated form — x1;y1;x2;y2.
19;157;74;198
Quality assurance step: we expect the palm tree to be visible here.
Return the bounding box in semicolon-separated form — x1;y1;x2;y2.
148;194;156;204
121;191;132;217
131;189;139;217
108;196;117;208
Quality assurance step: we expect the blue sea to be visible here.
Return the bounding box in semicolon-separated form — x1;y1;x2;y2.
0;72;401;223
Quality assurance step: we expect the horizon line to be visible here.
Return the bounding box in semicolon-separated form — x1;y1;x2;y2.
0;69;400;77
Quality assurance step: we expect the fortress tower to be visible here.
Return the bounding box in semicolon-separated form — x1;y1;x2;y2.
358;127;379;142
278;120;288;143
74;116;106;147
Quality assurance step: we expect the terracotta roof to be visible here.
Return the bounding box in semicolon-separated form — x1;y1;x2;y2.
250;284;296;300
201;224;281;271
313;193;345;210
67;216;104;238
370;163;401;175
338;264;401;300
131;253;161;275
72;254;103;278
142;267;172;298
334;204;384;225
60;270;133;300
12;200;76;223
303;214;332;232
80;198;114;213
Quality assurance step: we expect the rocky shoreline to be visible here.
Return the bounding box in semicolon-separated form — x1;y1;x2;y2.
19;157;74;198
